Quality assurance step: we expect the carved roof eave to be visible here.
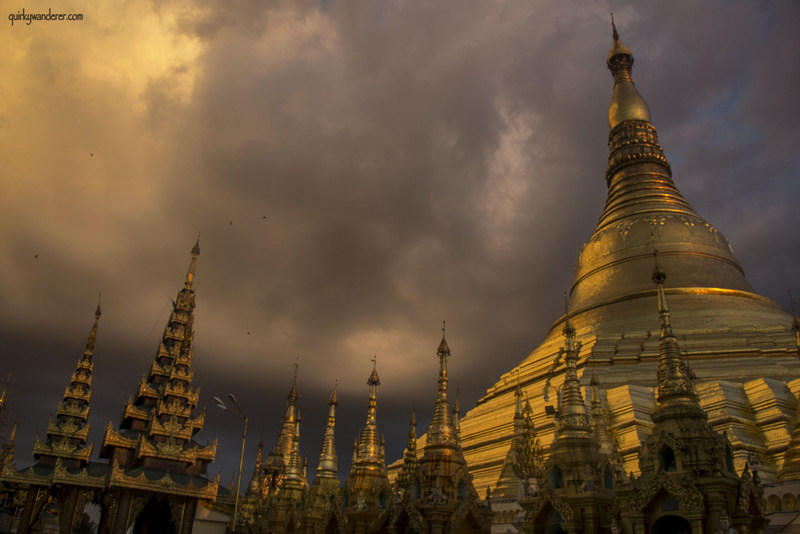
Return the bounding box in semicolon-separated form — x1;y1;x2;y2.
103;426;137;451
1;461;107;489
148;419;194;442
136;380;161;401
522;483;575;524
64;385;91;404
376;491;429;533
57;401;90;420
626;470;705;512
123;401;150;423
1;460;219;502
107;465;219;500
70;370;93;387
163;384;199;405
46;419;90;442
156;401;192;419
32;435;93;462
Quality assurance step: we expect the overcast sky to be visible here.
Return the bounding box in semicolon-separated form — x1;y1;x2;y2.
1;1;798;486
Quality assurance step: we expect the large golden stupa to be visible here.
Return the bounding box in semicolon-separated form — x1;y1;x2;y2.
457;26;800;495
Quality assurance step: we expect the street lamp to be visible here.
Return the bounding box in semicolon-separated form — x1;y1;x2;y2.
214;394;247;533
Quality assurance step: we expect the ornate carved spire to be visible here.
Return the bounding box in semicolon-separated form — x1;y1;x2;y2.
264;368;302;488
651;258;702;417
395;410;419;491
185;237;200;288
282;418;305;489
426;322;458;449
100;241;215;474
354;357;382;466
590;369;615;457
556;316;592;438
315;385;338;480
33;302;101;468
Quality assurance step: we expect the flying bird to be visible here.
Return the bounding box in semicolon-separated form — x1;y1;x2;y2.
34;254;38;258
262;216;267;220
229;220;233;225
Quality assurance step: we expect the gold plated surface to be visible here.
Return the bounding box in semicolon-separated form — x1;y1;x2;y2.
450;25;800;498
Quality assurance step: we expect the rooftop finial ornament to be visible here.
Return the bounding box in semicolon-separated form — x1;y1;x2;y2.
611;13;618;41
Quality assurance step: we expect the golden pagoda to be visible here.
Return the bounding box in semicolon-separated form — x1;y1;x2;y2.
240;366;310;532
342;359;392;533
302;386;347;533
376;326;492;533
454;20;800;503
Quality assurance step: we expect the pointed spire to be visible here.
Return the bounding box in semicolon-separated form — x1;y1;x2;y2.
247;439;264;492
651;255;702;416
185;237;200;289
590;369;615;457
34;303;102;467
264;368;301;478
606;16;651;129
556;311;592;437
282;417;305;488
396;410;419;490
355;357;383;467
315;384;338;480
426;322;458;448
85;293;101;356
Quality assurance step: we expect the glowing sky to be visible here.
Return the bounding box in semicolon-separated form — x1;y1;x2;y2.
1;1;798;484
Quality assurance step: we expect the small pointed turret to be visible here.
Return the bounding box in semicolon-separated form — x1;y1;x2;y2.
651;258;703;420
590;369;615;457
425;322;458;449
356;357;382;466
343;359;390;524
263;366;302;492
282;418;305;489
556;317;592;438
315;385;338;480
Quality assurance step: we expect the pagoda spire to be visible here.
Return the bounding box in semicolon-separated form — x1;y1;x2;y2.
607;16;651;129
33;301;101;468
651;256;705;421
100;240;216;475
568;19;752;313
315;385;338;480
556;315;592;438
425;322;458;449
354;357;382;466
263;366;302;491
590;368;615;457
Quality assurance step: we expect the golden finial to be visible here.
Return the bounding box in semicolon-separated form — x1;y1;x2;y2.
611;13;619;41
185;236;200;288
95;292;102;317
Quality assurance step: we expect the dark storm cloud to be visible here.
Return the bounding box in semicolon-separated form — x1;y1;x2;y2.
1;1;797;481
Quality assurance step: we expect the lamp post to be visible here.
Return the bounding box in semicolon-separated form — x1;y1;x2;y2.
214;394;247;533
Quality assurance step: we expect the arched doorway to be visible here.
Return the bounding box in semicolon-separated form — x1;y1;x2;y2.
133;497;177;534
652;514;691;534
544;524;567;534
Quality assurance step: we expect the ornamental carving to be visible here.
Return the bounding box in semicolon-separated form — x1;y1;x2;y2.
525;483;574;524
628;470;703;511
